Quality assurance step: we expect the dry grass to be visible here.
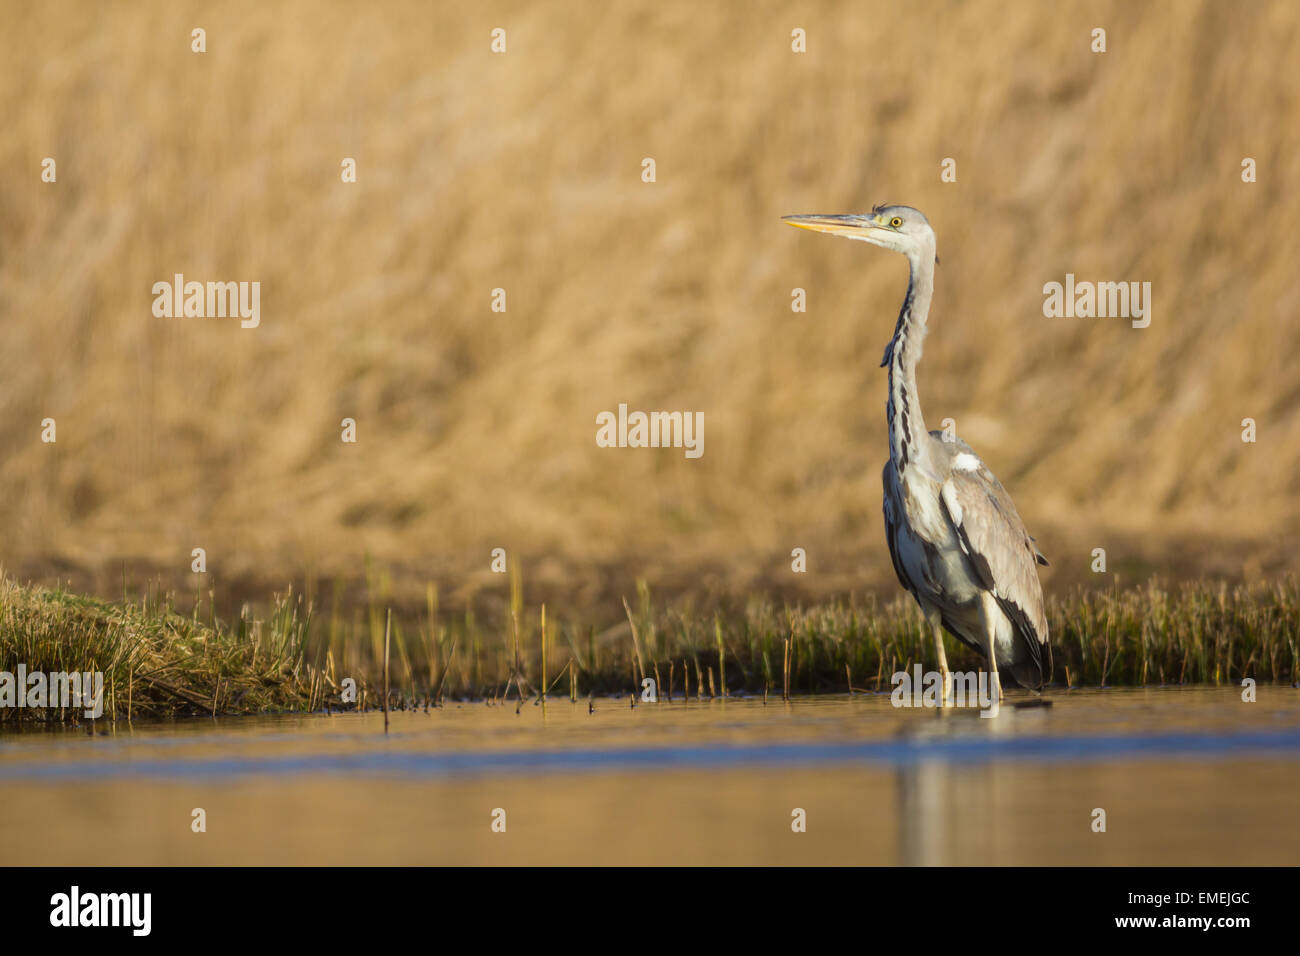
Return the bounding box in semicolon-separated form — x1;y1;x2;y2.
0;1;1297;609
2;571;1294;723
0;573;318;722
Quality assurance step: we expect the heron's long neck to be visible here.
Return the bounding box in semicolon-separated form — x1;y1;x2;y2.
884;254;934;475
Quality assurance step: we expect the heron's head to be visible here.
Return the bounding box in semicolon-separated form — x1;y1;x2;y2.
783;204;935;263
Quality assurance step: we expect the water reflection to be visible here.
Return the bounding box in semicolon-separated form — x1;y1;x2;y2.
0;687;1296;864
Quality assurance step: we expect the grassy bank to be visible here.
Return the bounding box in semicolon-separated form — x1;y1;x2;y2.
0;576;319;723
1;573;1296;724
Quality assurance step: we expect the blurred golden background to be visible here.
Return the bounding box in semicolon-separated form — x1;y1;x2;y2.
1;0;1296;611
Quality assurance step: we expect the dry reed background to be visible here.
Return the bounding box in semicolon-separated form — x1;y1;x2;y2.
1;0;1297;616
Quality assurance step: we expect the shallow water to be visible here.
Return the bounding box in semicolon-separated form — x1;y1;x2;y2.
2;686;1297;864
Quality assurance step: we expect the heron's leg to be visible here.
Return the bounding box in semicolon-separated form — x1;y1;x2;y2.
979;592;1003;707
927;613;952;704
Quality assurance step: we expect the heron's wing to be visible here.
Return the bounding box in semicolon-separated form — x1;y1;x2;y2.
938;465;1050;658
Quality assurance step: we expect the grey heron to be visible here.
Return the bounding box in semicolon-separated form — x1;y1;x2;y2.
784;205;1052;702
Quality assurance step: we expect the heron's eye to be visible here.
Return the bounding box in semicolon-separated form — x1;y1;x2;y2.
890;216;903;228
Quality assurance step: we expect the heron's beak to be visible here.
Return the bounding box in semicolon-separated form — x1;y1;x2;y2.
782;214;889;240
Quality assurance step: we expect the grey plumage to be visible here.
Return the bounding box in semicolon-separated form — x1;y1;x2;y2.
884;435;1052;688
785;204;1052;697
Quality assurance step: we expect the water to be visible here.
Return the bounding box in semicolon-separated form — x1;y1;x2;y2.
2;686;1297;864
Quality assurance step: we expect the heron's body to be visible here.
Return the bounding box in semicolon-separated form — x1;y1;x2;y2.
785;205;1052;698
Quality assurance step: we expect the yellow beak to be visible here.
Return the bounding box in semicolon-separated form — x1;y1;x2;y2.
782;214;886;238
